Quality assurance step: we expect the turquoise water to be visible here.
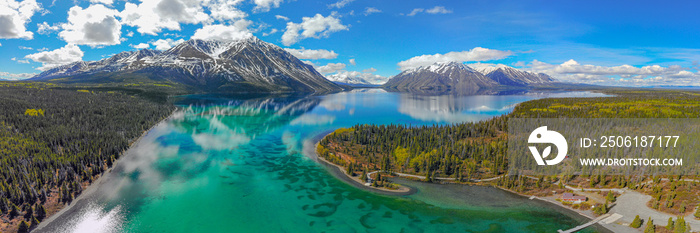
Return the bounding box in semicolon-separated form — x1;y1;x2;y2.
38;89;610;233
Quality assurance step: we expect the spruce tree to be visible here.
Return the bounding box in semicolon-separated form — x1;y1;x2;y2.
17;220;29;233
666;217;674;231
644;217;654;233
630;215;642;228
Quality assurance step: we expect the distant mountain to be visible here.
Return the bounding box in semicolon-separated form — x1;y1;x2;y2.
32;37;343;94
324;71;388;85
382;62;556;94
382;62;499;94
477;65;554;87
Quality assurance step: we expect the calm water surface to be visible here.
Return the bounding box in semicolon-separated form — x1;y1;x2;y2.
37;89;610;233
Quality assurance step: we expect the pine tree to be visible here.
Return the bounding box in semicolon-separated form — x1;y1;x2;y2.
667;217;674;231
30;216;40;229
630;215;642;228
17;220;29;233
606;192;616;203
673;216;685;233
644;217;654;233
695;204;700;219
36;204;46;220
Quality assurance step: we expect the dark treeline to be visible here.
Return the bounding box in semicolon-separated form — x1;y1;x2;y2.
0;83;174;232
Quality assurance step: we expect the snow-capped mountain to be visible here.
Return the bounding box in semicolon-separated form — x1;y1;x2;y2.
32;37;343;93
324;71;388;85
382;62;556;93
476;65;554;86
382;62;499;93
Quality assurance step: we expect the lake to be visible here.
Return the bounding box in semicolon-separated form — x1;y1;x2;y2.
36;89;611;233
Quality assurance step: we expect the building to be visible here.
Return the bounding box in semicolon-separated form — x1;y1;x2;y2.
561;193;587;204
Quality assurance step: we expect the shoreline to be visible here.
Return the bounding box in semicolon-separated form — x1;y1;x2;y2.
311;131;415;196
312;130;626;233
33;108;179;232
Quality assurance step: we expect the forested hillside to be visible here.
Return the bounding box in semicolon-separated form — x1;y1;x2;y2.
0;82;174;232
318;90;700;201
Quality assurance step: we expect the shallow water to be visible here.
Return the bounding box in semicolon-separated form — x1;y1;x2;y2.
38;89;610;233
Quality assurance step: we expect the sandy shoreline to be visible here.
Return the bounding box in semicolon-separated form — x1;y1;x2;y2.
33;109;178;232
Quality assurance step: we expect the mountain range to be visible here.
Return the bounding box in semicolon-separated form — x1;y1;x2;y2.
382;62;555;94
32;37;343;93
31;37;557;94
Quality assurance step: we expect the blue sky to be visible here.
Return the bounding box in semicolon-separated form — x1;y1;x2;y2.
1;0;700;86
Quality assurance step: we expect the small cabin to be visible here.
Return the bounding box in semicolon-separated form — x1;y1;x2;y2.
561;193;586;204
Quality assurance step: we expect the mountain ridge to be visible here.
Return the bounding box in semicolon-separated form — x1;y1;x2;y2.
382;62;556;94
32;37;343;94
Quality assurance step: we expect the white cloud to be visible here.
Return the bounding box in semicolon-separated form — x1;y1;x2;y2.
120;0;210;35
191;21;252;41
0;0;41;39
25;44;83;71
283;48;338;60
281;13;348;46
262;28;278;36
328;0;354;9
37;21;59;35
325;70;388;85
316;63;346;74
204;0;246;22
406;6;451;16
364;7;381;16
426;6;452;14
59;4;121;47
275;15;289;21
11;57;30;63
152;38;184;50
362;67;377;73
89;0;113;5
398;47;513;70
349;58;356;65
0;71;36;80
252;0;284;13
131;43;150;49
406;8;423;16
523;59;700;86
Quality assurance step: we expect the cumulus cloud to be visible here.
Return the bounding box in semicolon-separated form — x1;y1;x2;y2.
0;71;36;80
406;6;452;16
252;0;284;13
282;13;348;46
349;58;356;65
131;43;150;49
284;48;338;59
59;4;121;47
204;0;246;22
398;47;513;70
325;70;389;85
152;38;185;50
25;44;84;71
316;63;346;74
328;0;354;9
262;28;278;36
0;0;41;39
36;21;59;35
191;21;252;41
364;7;381;15
523;59;700;86
120;0;210;35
